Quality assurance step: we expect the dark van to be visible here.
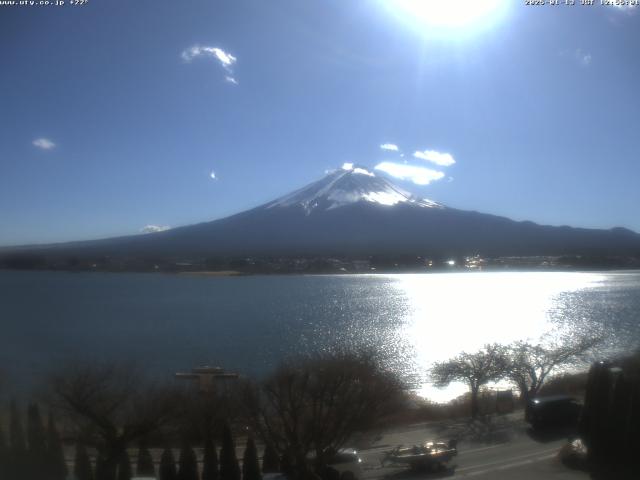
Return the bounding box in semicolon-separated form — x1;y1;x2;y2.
525;395;582;430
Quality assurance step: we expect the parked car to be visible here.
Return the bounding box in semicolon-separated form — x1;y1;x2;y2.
382;440;457;472
322;448;363;480
525;395;582;430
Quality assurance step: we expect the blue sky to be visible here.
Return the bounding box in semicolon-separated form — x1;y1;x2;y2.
1;0;639;246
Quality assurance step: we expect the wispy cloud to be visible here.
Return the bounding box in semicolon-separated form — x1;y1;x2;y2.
140;225;171;234
210;170;217;180
561;48;593;67
380;143;399;152
609;3;638;12
575;48;592;67
32;138;55;150
374;162;444;185
413;149;456;167
181;45;238;84
181;45;236;67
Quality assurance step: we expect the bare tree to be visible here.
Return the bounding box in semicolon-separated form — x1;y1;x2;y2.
503;333;601;404
242;352;405;478
431;344;507;419
50;363;180;480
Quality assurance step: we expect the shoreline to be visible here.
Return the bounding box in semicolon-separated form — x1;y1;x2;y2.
2;266;640;277
178;270;244;277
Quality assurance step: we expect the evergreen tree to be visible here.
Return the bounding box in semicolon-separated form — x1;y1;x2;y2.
47;412;68;480
178;443;199;480
159;448;178;480
242;438;260;480
117;450;132;480
279;451;294;480
261;443;279;474
0;423;8;480
136;441;156;477
27;403;48;479
219;424;240;480
95;452;111;480
9;400;27;480
74;443;94;480
201;435;218;480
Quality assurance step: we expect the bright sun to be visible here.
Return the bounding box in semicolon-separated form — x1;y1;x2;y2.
391;0;507;29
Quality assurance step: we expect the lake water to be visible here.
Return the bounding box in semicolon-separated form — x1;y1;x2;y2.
1;270;639;401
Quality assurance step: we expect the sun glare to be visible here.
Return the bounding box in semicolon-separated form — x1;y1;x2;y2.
392;272;604;401
390;0;507;32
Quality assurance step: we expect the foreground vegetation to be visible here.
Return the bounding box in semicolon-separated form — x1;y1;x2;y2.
431;331;601;418
0;333;604;480
0;353;405;480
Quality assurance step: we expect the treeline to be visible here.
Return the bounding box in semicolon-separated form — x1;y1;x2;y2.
0;406;281;480
0;403;66;480
430;332;602;418
4;252;640;274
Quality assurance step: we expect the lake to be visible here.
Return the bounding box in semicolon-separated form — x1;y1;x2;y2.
1;269;639;401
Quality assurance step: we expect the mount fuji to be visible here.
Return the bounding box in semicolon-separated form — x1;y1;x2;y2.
3;164;640;263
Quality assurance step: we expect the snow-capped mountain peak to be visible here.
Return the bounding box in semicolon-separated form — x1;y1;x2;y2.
265;164;442;214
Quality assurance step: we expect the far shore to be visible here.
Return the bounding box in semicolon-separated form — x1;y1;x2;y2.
178;270;245;277
3;266;640;277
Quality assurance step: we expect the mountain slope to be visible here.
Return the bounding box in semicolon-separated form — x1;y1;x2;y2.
3;165;640;260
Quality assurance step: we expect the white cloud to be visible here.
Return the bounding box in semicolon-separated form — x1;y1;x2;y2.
32;138;55;150
609;4;638;12
140;225;171;234
353;167;375;177
181;46;236;68
181;45;238;83
374;162;445;185
413;149;456;167
340;164;375;176
380;143;399;151
210;170;217;180
575;49;592;67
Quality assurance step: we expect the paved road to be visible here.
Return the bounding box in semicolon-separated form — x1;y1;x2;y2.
357;422;588;480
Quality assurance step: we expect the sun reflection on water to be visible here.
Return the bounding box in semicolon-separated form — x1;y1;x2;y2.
388;271;606;402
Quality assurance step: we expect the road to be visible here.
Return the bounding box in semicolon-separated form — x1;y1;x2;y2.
357;419;589;480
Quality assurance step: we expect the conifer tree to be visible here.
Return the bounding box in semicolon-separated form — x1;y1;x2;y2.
27;403;48;478
136;441;156;477
0;423;8;480
261;443;279;474
9;400;27;480
219;424;240;480
242;438;260;480
201;435;218;480
95;452;111;480
74;443;94;480
178;443;199;480
47;412;68;480
159;448;178;480
117;450;132;480
279;451;294;480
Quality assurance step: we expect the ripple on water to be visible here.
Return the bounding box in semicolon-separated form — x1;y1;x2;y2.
1;270;639;400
